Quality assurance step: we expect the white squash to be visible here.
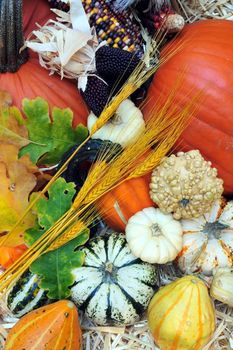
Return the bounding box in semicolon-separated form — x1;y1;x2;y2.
70;233;158;326
87;99;145;147
210;267;233;307
125;207;183;264
177;198;233;276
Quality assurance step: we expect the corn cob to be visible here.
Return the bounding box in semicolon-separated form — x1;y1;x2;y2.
81;46;140;116
47;0;144;56
48;0;70;11
81;75;110;116
96;45;140;82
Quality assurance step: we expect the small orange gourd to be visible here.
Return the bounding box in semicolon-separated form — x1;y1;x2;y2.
0;244;27;269
97;173;154;231
4;300;82;350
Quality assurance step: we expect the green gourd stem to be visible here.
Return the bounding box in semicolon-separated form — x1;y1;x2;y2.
0;0;28;73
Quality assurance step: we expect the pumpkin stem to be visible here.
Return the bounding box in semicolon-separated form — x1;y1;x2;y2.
0;0;28;73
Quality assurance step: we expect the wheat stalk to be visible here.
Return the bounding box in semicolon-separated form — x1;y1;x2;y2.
46;204;103;251
0;101;194;294
0;34;196;293
46;220;86;252
90;34;189;135
0;28;188;250
81;102;194;208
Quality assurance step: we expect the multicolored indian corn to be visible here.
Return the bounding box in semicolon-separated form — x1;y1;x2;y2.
48;0;144;55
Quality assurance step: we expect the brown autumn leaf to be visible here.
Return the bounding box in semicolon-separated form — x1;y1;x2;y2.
0;90;12;109
0;143;37;246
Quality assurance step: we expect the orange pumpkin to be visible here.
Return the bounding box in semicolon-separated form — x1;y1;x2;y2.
4;300;82;350
97;173;154;231
0;244;28;269
0;0;88;126
145;20;233;194
23;0;55;38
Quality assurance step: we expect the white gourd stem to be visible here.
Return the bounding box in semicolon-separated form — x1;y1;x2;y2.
202;221;229;240
151;223;162;237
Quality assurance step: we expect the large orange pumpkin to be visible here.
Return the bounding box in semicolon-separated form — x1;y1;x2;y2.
0;0;88;126
23;0;55;38
4;300;82;350
145;20;233;195
97;173;154;231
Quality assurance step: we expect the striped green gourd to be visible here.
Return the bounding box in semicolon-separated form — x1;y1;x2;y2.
7;270;48;317
70;233;158;325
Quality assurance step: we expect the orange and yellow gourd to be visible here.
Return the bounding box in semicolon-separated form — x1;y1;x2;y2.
148;276;215;350
4;300;82;350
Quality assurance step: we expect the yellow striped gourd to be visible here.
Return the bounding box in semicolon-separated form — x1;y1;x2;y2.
148;276;215;350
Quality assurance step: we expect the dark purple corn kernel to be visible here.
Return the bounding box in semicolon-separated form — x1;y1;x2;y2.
95;46;140;82
80;75;110;117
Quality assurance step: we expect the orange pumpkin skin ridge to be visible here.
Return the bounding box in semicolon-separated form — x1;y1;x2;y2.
145;19;233;194
148;276;215;350
98;173;154;231
4;300;82;350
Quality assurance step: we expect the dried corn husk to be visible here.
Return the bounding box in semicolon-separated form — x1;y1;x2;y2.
25;0;104;90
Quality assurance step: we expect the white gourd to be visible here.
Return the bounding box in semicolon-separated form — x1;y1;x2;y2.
210;267;233;307
125;207;183;264
177;198;233;276
87;99;145;147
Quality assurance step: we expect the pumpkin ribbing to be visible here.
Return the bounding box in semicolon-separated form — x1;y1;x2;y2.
0;0;28;73
97;173;154;231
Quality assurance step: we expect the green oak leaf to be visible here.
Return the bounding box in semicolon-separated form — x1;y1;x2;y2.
30;229;89;299
19;97;88;164
25;178;76;246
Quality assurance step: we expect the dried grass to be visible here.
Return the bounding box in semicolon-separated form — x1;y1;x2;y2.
172;0;233;22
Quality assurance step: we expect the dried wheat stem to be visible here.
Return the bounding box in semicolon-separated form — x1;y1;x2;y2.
72;161;108;210
46;220;85;252
90;83;136;135
0;210;72;293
